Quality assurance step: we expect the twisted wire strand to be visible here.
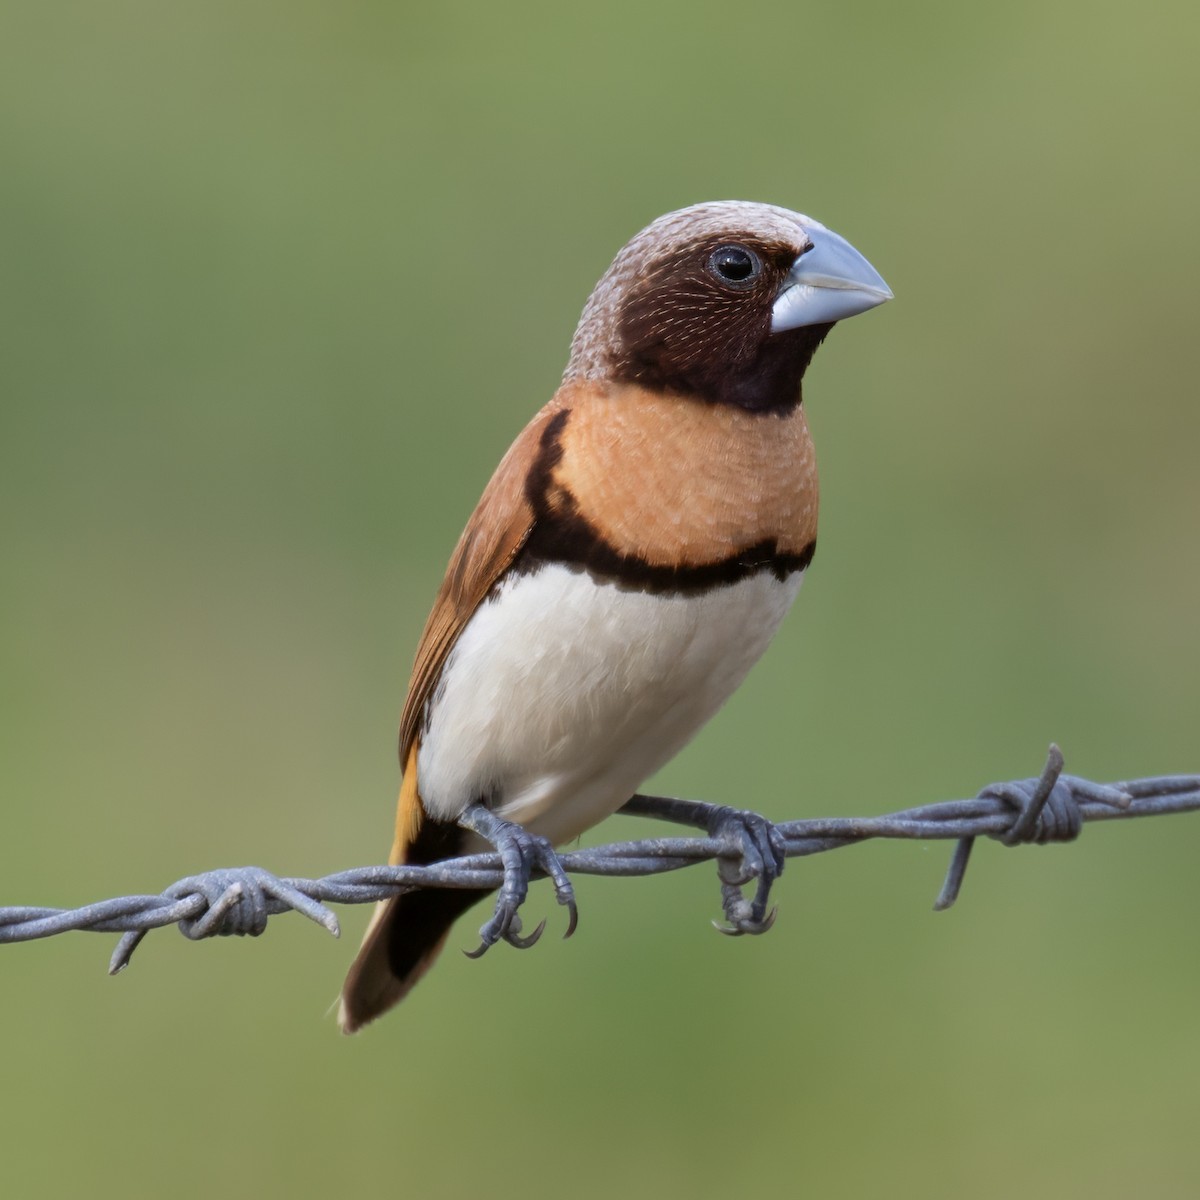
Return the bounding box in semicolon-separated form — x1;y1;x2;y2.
1;745;1196;976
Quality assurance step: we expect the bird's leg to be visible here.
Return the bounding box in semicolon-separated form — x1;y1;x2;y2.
457;802;578;958
620;795;787;935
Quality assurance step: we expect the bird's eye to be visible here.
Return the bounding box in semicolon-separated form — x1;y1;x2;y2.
707;245;761;287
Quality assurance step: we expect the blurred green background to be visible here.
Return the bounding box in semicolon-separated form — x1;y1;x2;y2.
2;2;1198;1196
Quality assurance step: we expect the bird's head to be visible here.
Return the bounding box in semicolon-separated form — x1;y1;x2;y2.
566;201;891;413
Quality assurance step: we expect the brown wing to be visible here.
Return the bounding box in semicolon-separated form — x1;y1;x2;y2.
397;399;563;763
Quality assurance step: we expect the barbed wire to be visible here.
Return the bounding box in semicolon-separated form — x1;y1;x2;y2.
2;745;1196;976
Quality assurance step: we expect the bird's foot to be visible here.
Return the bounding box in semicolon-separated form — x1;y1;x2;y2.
706;806;787;935
457;802;578;958
620;795;787;935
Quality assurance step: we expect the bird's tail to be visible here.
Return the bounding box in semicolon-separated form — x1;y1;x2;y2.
338;747;487;1034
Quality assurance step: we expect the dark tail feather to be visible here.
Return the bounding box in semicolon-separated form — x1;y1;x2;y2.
338;884;487;1033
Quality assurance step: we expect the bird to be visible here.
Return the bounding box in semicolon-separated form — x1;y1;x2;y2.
338;200;890;1033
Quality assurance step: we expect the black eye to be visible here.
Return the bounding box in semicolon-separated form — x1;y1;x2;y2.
707;244;761;286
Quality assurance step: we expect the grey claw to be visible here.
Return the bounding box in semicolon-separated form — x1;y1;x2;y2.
747;905;778;934
713;905;778;937
532;842;578;939
505;918;547;949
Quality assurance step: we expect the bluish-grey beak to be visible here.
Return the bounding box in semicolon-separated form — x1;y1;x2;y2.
770;226;892;332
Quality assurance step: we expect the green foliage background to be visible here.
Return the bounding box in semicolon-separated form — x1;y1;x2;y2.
2;3;1198;1196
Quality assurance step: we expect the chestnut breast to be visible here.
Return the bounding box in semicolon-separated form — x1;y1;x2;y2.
520;382;819;591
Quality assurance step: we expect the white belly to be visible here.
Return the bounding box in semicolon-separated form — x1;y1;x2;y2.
416;563;803;844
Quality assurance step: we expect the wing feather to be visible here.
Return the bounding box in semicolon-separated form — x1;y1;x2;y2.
397;400;563;762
